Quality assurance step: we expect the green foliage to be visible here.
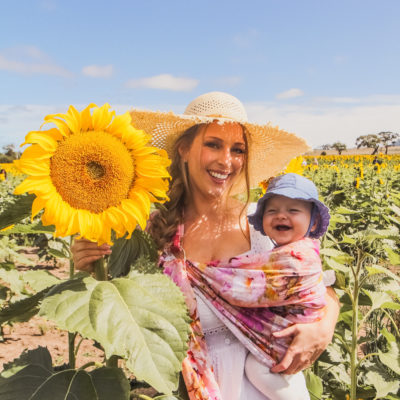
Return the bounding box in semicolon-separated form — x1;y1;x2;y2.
39;274;190;395
304;159;400;399
0;347;131;400
0;193;35;230
108;230;159;277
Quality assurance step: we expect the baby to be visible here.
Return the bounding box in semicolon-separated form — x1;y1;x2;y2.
246;173;331;400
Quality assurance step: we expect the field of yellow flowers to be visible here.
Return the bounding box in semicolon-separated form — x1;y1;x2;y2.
0;153;399;400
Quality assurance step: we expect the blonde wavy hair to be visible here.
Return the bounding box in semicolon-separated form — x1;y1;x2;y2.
149;123;251;250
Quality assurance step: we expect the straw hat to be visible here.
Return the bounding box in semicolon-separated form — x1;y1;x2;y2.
130;92;310;188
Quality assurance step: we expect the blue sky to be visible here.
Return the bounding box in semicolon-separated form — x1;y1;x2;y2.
1;0;400;150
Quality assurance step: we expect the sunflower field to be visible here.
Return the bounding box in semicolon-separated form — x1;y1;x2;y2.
299;154;400;400
0;150;399;400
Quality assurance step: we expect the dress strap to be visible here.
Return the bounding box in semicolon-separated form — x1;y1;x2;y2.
171;223;184;253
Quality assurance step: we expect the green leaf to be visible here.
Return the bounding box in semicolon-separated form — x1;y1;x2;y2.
304;369;323;400
379;329;400;375
0;193;35;230
23;270;60;292
335;206;360;214
0;287;51;325
390;204;400;217
0;364;51;400
1;346;53;378
0;268;25;294
47;248;68;259
383;246;400;266
365;370;399;399
88;367;131;400
0;221;55;235
108;230;159;277
326;363;351;385
40;275;190;394
323;256;349;273
366;265;400;283
330;214;350;224
362;289;400;312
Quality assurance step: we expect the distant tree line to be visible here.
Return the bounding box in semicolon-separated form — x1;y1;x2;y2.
320;131;399;155
0;144;21;163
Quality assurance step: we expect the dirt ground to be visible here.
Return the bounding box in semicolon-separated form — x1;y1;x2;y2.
0;252;104;371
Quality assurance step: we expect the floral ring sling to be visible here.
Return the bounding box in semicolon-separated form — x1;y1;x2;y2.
160;224;326;400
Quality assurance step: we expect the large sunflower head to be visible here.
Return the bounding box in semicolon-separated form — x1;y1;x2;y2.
15;104;171;245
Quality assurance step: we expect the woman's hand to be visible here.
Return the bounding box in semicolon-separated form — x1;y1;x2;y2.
71;238;112;272
270;287;340;375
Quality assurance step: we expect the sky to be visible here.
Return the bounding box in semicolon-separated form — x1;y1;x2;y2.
1;0;400;150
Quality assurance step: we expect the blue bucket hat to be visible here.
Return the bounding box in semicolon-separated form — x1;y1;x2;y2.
248;173;330;239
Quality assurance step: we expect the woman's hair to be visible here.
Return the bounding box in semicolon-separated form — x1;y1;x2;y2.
149;123;251;250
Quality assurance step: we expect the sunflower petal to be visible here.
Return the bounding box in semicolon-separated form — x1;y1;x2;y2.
63;105;82;135
92;103;114;131
18;159;50;176
31;196;46;219
43;115;71;137
14;176;52;195
22;130;60;152
20;144;52;160
80;103;97;131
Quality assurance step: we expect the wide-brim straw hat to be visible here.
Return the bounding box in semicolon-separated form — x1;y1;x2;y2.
130;91;310;189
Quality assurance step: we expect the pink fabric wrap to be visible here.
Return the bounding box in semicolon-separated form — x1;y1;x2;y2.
160;228;326;400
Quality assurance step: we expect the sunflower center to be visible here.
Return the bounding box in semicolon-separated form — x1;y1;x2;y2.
50;131;135;213
86;161;106;180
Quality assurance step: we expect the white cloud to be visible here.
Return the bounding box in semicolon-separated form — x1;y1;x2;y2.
245;99;400;148
214;76;242;87
82;64;113;78
276;88;304;99
126;74;198;92
0;46;72;77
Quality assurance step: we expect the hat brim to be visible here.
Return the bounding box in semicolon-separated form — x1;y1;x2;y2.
130;109;310;189
248;190;331;238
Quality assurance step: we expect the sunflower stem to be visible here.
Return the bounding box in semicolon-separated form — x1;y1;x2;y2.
94;257;108;281
68;236;76;368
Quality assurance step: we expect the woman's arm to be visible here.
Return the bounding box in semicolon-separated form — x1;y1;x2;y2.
270;286;340;375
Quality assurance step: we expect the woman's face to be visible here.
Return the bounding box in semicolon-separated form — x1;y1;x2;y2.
182;122;246;200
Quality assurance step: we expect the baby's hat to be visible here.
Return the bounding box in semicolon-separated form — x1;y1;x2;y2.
248;173;330;238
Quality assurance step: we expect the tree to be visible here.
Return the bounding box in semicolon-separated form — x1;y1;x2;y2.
331;141;347;155
0;144;20;163
377;131;399;154
355;134;380;154
321;144;331;150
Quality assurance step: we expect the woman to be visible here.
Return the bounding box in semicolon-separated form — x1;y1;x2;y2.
72;92;339;399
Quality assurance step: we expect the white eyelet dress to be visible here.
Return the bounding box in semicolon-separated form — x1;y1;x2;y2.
194;223;275;400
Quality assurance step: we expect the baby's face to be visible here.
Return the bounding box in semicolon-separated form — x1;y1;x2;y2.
262;195;313;246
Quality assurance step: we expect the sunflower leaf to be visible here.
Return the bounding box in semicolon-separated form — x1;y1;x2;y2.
1;346;53;378
0;221;55;235
108;230;159;277
0;363;129;400
0;287;53;325
39;274;190;395
0;193;36;230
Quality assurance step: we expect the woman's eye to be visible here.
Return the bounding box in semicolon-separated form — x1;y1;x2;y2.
204;142;219;149
232;147;245;154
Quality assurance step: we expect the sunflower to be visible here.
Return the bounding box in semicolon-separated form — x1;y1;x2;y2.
283;155;305;175
0;161;24;176
14;104;171;245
